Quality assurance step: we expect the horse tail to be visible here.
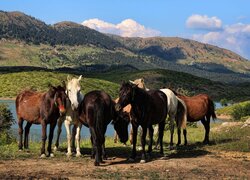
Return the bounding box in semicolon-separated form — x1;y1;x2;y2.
176;97;187;129
94;99;105;145
209;99;217;120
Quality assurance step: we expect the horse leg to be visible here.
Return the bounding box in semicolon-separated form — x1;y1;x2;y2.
177;128;181;146
183;129;187;146
154;125;160;150
158;121;165;155
90;127;101;166
47;122;56;157
71;124;77;153
169;115;175;150
129;124;138;161
114;130;118;143
65;120;72;156
75;123;82;157
90;135;95;159
24;122;32;149
129;124;133;145
40;121;47;158
202;116;210;144
102;139;107;161
18;118;24;151
140;126;148;163
147;125;154;155
54;117;63;151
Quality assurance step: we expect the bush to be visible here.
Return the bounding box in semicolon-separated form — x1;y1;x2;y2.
0;104;15;145
220;98;228;107
231;102;250;121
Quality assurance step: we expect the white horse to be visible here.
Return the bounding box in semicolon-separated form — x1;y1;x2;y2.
130;78;187;149
54;75;84;156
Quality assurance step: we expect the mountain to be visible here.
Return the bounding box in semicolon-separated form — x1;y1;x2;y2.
0;10;250;83
109;35;250;74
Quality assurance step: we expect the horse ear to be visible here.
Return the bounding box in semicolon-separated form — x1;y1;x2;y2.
129;80;135;84
67;75;71;81
78;75;82;81
141;78;144;83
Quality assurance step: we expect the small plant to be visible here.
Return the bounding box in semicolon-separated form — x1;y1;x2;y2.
231;102;250;121
0;104;15;145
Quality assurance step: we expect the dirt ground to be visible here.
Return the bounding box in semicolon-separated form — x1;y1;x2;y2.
0;149;249;179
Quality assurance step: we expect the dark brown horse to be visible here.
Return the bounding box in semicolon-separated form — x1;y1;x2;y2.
115;82;168;163
79;90;129;166
175;92;216;145
16;84;67;157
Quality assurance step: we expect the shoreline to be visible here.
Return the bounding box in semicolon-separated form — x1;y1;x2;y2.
0;97;15;101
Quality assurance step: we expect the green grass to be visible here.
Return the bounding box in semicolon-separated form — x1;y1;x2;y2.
216;100;250;120
0;71;119;98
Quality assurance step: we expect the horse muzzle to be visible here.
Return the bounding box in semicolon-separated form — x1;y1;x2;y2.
59;106;66;116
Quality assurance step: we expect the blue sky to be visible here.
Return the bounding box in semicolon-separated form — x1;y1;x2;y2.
1;0;250;59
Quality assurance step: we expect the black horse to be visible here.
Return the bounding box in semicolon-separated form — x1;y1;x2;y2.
115;82;168;163
79;90;129;166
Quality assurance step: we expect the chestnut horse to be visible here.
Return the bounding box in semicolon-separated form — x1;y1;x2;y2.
115;82;168;163
175;92;217;145
16;84;67;157
79;90;129;166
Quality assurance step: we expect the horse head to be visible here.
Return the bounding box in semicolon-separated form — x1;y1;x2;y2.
66;75;83;111
112;111;129;144
129;78;148;91
49;84;67;116
115;82;137;111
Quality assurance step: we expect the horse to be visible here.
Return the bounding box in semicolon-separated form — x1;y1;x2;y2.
174;92;217;145
16;84;67;157
129;78;187;148
78;90;129;166
54;75;84;157
115;82;168;163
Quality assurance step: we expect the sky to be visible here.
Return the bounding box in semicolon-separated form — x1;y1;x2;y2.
1;0;250;59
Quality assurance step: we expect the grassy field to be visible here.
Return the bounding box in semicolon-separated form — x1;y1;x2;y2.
1;123;249;160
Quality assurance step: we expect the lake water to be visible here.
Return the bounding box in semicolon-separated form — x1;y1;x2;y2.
0;100;223;142
0;100;115;142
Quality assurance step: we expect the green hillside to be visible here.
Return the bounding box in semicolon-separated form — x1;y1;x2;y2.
0;69;249;102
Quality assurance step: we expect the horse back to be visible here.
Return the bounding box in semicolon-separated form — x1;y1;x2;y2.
16;90;45;124
146;90;168;124
179;94;210;121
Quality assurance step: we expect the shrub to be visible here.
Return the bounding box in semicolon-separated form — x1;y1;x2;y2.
0;104;15;145
231;102;250;121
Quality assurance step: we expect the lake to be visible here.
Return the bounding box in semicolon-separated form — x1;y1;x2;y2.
0;100;223;142
0;99;115;142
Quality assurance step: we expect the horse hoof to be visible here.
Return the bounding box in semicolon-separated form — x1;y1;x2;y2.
137;146;142;151
54;146;58;151
140;159;146;163
18;149;23;152
50;153;55;158
76;153;81;157
66;152;72;156
40;154;46;158
94;162;100;166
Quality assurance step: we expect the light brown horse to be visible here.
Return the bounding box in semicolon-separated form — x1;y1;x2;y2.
175;92;217;144
16;84;67;157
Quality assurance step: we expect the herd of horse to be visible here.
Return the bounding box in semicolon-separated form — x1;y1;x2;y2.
16;76;216;166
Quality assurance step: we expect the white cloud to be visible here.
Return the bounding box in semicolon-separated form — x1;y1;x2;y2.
192;23;250;59
82;18;161;37
186;14;222;30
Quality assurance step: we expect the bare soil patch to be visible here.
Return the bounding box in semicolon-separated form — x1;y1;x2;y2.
0;149;249;179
